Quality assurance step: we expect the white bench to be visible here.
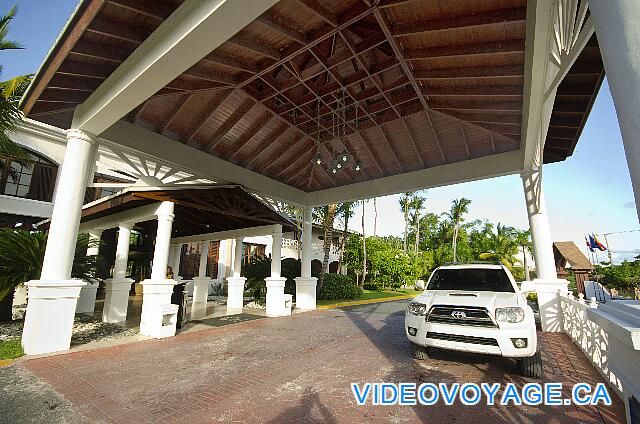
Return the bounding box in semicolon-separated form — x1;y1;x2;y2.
148;304;179;339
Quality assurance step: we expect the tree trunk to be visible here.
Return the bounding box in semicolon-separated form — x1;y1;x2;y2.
338;214;349;274
362;200;367;287
415;222;420;253
523;246;530;281
403;203;408;254
0;291;15;322
452;225;458;262
318;204;337;291
373;198;378;236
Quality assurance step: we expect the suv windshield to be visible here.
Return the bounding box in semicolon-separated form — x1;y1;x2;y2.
427;268;515;292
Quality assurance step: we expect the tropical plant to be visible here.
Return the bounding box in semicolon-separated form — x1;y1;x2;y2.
514;229;533;281
446;197;472;262
478;224;520;270
336;201;355;272
399;192;413;254
315;203;337;291
409;193;426;253
0;6;32;176
0;230;103;320
361;199;367;286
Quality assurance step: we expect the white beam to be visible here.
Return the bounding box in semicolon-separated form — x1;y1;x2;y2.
306;149;523;206
78;203;159;233
100;120;309;206
72;0;279;135
171;224;278;245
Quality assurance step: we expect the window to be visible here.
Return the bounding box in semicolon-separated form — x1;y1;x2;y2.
0;150;57;201
427;268;514;293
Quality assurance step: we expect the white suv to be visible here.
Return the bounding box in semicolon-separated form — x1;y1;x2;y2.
405;263;541;377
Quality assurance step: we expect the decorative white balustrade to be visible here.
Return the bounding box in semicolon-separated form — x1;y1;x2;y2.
558;292;620;392
280;238;339;257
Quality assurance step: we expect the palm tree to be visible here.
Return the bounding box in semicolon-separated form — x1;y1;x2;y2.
316;203;337;291
514;229;533;280
337;202;355;273
446;197;472;262
0;6;32;174
361;199;367;286
373;197;378;236
479;224;520;270
0;230;103;321
399;192;413;254
409;194;426;253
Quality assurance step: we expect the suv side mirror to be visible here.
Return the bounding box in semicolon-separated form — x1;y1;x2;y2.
519;281;536;294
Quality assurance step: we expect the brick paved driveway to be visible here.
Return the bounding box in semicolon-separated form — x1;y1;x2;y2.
12;300;626;423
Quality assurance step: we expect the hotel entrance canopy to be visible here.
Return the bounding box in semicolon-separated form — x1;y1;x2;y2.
19;0;603;207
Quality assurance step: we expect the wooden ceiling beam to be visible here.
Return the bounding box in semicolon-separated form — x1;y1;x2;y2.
294;0;338;27
405;39;525;60
392;7;527;37
256;13;309;45
422;85;523;96
260;133;308;175
415;65;523;79
203;98;255;152
56;60;115;79
428;98;522;111
229;34;283;61
227;112;274;161
244;124;291;169
159;94;192;135
182;89;234;143
48;74;103;91
86;16;149;44
106;0;174;21
204;52;256;74
373;7;447;163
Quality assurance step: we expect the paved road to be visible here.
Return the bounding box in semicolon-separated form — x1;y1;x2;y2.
1;300;626;423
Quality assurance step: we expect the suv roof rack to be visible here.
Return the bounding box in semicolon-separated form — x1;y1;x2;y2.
442;261;503;266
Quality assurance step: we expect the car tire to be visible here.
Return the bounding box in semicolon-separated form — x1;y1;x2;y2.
518;351;542;378
411;342;429;360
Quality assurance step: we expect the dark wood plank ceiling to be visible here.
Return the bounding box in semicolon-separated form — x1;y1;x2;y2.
22;0;604;192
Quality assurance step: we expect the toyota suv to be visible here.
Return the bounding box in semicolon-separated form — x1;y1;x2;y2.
405;263;541;377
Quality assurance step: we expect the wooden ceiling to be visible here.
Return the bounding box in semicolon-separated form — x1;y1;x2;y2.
22;0;604;192
78;187;295;236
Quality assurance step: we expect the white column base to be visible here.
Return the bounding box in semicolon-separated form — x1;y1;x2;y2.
22;280;85;355
102;278;133;323
265;277;287;317
139;279;176;337
191;277;210;320
295;277;317;310
226;277;246;313
534;278;568;333
75;283;98;314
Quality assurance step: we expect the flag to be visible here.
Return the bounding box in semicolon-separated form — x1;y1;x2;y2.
588;234;599;251
593;234;607;251
585;235;594;252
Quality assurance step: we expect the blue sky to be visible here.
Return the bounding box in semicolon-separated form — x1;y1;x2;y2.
3;1;639;263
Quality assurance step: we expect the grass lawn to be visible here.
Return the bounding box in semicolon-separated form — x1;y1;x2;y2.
317;288;421;307
0;338;24;360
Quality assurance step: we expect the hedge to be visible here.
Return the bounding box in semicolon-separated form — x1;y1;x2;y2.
318;274;363;300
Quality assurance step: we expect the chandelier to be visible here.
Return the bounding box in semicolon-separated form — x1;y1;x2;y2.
312;90;363;174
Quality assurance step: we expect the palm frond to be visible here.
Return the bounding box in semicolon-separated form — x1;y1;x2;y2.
0;74;32;102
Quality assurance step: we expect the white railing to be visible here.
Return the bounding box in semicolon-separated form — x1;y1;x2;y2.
558;292;622;395
281;238;339;257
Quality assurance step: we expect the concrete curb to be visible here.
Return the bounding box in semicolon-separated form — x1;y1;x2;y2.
317;294;416;310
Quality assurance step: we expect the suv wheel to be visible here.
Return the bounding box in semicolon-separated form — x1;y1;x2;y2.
410;342;430;360
517;351;542;378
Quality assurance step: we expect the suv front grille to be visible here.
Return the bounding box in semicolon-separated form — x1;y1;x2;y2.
426;332;499;346
426;305;496;327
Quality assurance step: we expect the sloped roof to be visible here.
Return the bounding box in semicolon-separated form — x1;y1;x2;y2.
553;241;592;270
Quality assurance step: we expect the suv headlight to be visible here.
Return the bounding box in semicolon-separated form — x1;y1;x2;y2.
495;307;525;323
407;302;427;316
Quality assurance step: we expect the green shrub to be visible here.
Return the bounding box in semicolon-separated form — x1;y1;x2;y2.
318;274;362;300
362;282;380;291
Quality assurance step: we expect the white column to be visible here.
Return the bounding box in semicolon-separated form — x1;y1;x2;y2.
102;223;134;323
296;208;317;310
226;237;246;312
170;244;182;280
590;0;640;222
140;202;177;336
217;240;227;280
75;229;102;314
522;170;567;333
192;241;210;320
22;129;96;355
266;225;286;317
